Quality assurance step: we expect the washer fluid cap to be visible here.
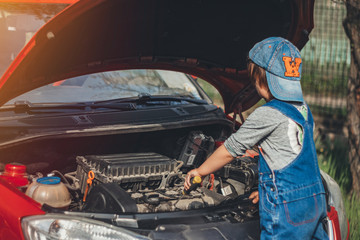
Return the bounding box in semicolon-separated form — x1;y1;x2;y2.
37;176;61;185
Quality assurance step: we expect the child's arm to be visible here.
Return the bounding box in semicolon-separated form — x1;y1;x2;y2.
184;145;234;190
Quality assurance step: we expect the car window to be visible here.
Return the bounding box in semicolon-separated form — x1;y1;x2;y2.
0;3;68;77
5;69;203;104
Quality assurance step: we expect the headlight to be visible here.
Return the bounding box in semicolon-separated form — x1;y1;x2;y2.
22;214;149;240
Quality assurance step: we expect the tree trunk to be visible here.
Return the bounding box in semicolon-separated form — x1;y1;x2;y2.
343;0;360;195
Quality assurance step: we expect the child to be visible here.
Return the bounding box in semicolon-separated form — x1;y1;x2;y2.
184;37;329;239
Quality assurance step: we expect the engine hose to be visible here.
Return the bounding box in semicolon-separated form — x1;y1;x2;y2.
174;161;184;172
51;170;79;190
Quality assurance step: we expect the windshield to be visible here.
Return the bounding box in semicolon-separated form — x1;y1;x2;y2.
0;2;68;77
5;69;204;105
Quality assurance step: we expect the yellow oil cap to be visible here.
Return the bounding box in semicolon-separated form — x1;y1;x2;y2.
193;176;202;184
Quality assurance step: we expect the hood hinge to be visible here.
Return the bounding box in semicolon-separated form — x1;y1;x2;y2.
232;103;244;131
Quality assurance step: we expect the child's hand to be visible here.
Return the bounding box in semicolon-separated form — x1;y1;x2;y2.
249;191;259;204
184;169;202;190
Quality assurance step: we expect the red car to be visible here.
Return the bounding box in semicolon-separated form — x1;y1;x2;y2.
0;0;348;239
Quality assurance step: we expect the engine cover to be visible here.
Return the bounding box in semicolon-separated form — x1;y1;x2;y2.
76;152;179;193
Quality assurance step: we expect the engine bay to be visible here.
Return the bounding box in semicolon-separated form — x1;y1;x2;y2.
0;127;259;217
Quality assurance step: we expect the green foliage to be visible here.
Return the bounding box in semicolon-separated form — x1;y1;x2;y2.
309;105;347;118
316;134;360;239
301;71;349;96
197;79;224;107
316;135;352;192
344;192;360;240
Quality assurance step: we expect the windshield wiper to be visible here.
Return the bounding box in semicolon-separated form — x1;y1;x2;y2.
138;94;208;105
1;100;137;114
1;94;206;114
97;94;208;105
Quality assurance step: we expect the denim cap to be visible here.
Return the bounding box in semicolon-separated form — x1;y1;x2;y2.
248;37;304;102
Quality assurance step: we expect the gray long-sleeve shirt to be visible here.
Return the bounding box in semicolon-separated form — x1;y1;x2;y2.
224;103;308;170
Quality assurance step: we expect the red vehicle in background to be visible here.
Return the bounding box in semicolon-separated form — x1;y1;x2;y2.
0;1;348;240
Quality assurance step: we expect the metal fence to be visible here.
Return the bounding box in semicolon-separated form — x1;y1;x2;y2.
301;0;350;118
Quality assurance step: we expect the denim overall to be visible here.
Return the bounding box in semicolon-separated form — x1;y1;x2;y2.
258;100;328;240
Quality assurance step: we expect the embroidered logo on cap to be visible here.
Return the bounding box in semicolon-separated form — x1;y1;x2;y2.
282;56;302;77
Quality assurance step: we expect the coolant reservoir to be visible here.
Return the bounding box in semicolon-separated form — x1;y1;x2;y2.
25;176;71;209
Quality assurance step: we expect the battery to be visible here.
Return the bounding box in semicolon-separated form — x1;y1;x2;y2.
178;131;214;168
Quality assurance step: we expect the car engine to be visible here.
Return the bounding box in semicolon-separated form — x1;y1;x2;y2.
5;131;258;214
75;152;191;213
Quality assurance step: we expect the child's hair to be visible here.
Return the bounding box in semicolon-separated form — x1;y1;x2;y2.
247;59;266;87
247;59;273;99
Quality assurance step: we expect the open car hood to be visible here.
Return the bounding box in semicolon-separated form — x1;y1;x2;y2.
0;0;314;113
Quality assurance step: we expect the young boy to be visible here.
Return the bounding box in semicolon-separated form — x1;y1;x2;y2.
184;37;329;239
